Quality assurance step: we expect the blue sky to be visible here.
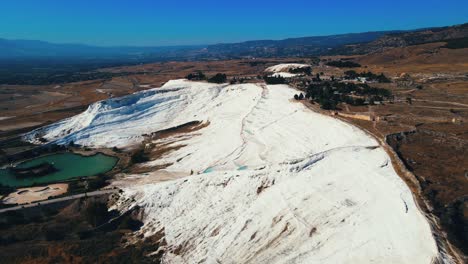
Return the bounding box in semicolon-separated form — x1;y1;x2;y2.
0;0;467;46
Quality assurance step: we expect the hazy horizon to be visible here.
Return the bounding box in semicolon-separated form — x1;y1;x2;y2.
1;21;465;48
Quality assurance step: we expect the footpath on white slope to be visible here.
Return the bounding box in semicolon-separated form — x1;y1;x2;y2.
25;79;443;263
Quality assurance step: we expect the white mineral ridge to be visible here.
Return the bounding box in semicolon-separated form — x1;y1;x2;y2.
27;79;440;263
25;80;235;148
265;63;310;73
272;72;301;78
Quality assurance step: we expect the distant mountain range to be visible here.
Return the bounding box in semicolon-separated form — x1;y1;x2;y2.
0;31;396;60
204;31;399;58
1;23;466;61
0;39;203;60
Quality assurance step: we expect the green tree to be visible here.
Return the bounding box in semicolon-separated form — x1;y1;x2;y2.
208;73;227;83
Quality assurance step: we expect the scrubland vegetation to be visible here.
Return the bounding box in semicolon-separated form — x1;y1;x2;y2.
325;60;361;68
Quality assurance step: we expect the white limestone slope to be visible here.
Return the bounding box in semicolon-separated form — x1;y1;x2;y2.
265;63;310;73
272;72;301;78
26;80;441;263
25;80;244;148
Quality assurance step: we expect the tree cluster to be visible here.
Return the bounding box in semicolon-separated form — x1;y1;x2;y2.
288;66;312;75
186;71;228;83
263;75;286;84
208;73;227;83
344;70;391;83
325;61;361;68
293;93;304;100
304;81;392;110
186;71;206;80
230;77;246;84
443;37;468;49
